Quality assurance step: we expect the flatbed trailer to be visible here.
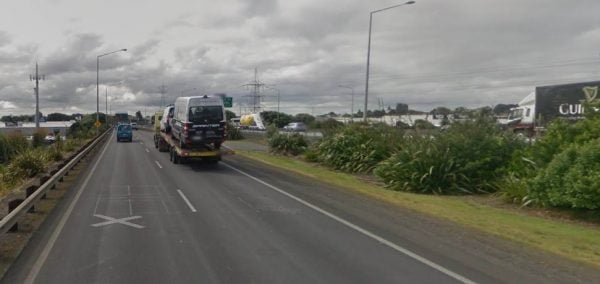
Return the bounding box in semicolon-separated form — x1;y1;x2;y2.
154;131;227;164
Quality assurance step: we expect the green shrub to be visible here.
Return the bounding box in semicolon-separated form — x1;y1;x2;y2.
309;118;344;137
0;133;29;163
529;139;600;210
227;123;244;140
4;149;47;183
375;118;524;194
47;146;64;162
63;139;80;153
266;124;279;138
494;174;531;205
268;133;307;156
313;123;403;173
32;129;47;148
303;148;319;162
413;119;435;130
529;118;600;168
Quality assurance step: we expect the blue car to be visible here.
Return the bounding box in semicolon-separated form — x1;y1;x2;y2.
117;124;133;142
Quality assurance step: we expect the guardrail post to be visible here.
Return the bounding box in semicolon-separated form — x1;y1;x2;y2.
26;186;38;212
8;199;24;232
39;175;50;197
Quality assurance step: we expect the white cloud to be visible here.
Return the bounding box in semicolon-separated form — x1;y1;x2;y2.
0;0;599;117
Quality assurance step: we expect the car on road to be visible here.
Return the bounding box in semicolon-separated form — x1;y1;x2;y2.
283;122;306;132
117;124;133;142
131;122;138;130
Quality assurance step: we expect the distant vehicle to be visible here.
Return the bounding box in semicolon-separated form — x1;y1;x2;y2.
160;105;174;133
115;112;130;124
131;122;138;130
171;95;226;149
116;123;133;142
283;122;307;132
239;113;266;130
230;117;241;128
506;80;600;135
44;133;57;144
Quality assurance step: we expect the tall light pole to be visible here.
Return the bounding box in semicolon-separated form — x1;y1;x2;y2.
364;1;415;122
339;85;355;122
97;48;127;133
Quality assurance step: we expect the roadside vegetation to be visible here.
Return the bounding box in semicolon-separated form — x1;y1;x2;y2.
0;114;102;197
249;102;600;265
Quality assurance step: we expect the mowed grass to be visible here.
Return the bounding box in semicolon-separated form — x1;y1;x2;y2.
238;151;600;267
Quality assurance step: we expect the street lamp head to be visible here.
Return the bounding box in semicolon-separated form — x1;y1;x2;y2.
406;1;415;4
122;48;127;52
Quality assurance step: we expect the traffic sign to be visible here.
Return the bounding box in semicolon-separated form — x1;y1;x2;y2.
223;97;233;108
94;120;102;128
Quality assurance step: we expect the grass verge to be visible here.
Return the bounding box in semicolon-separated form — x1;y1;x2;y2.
238;150;600;267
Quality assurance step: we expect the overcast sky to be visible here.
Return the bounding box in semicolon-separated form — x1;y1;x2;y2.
1;0;599;116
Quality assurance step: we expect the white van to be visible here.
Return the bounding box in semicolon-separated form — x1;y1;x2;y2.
172;95;226;149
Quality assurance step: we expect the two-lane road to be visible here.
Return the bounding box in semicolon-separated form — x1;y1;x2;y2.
3;130;596;283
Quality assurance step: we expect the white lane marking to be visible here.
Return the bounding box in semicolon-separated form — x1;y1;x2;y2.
145;148;150;153
177;189;197;213
91;214;144;229
127;185;133;216
26;131;114;284
93;196;101;216
221;162;476;284
155;161;163;169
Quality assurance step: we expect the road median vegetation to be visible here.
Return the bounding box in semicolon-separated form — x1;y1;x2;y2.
238;150;600;267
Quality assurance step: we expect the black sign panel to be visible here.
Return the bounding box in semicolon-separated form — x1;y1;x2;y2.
535;80;600;126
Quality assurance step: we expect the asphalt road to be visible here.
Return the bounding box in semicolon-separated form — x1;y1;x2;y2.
2;130;597;283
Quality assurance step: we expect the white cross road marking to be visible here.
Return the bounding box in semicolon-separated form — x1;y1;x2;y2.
91;214;144;229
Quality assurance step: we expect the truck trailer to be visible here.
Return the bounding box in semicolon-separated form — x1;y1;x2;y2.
154;103;225;164
506;80;600;135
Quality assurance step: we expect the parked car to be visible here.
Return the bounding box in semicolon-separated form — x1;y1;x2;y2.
283;122;306;132
117;124;133;142
44;134;57;144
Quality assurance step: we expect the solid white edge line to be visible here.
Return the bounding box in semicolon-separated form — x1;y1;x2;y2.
221;162;476;284
155;161;163;169
177;189;197;213
25;131;114;284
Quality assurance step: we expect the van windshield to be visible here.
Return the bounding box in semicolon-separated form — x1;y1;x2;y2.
188;106;224;124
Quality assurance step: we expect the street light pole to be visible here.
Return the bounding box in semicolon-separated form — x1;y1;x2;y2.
339;85;355;122
97;48;127;133
364;1;415;122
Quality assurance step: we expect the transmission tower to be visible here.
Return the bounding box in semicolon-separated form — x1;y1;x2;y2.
241;68;267;114
158;84;167;107
29;62;45;129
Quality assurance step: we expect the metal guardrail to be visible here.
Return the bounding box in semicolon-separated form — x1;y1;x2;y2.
0;129;112;234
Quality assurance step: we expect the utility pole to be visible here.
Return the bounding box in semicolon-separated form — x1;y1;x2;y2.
158;84;167;107
30;62;45;129
242;68;267;114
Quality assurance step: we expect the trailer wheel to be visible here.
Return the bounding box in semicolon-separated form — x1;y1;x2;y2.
173;149;180;164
